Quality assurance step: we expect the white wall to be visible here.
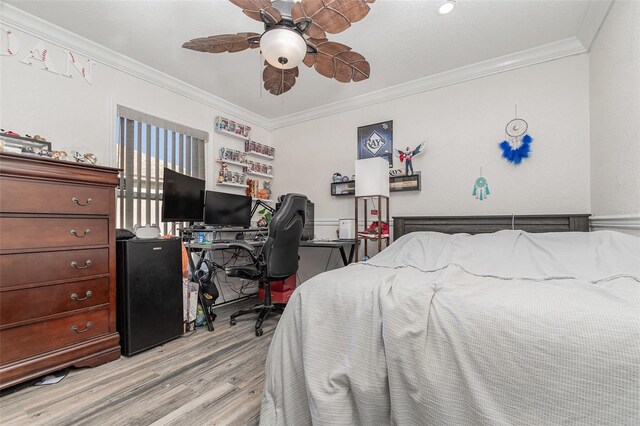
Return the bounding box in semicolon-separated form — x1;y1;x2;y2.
273;55;591;232
0;27;271;193
589;0;640;235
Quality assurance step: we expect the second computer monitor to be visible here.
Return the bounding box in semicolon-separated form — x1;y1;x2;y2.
204;191;252;228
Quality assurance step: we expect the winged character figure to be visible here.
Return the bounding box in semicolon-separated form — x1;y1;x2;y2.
394;142;425;175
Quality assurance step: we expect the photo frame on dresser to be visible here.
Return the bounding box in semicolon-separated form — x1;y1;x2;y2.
357;120;393;167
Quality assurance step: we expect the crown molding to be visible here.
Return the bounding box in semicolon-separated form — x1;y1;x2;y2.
270;37;587;129
0;3;272;130
1;3;603;132
576;0;614;52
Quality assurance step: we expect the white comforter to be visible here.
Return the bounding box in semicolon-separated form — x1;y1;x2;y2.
260;231;640;425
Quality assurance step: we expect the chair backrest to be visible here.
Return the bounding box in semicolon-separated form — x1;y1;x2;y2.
262;193;307;279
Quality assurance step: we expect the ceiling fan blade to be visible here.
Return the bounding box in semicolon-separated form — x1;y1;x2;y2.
263;62;299;96
304;38;370;82
230;0;282;24
182;33;261;53
291;0;375;39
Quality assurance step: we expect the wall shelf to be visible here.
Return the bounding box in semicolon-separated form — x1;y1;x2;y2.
246;151;274;161
215;158;245;168
331;173;421;196
216;181;247;188
246;170;274;179
214;116;251;140
253;197;274;203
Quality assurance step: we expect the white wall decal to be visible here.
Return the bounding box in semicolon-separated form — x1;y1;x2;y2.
1;25;94;84
19;40;59;74
62;50;95;84
0;26;20;56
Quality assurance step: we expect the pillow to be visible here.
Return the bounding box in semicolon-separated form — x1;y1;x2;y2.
368;230;640;282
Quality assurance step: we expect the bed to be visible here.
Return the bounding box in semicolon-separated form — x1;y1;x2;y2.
260;215;640;425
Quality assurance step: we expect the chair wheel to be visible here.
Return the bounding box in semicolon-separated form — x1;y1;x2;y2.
230;319;237;326
255;328;264;337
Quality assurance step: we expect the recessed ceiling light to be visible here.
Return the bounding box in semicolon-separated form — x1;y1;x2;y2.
438;0;456;15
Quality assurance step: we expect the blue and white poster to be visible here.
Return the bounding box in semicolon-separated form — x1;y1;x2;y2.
357;120;393;167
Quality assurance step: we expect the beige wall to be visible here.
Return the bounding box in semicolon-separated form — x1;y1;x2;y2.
0;27;271;196
589;0;640;235
273;55;591;267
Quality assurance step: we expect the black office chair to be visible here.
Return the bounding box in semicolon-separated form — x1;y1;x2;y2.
226;193;307;336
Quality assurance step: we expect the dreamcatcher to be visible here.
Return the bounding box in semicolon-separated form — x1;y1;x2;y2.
472;168;490;201
499;105;532;165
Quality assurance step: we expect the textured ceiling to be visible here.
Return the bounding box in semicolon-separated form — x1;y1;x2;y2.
5;0;591;119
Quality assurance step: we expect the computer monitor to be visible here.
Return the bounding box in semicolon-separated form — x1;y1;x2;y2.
161;168;205;222
204;191;252;228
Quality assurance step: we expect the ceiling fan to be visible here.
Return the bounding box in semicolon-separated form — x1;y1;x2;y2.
182;0;375;95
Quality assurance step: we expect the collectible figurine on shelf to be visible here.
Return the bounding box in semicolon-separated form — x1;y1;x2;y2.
394;142;426;175
51;150;67;160
218;162;227;183
20;146;37;155
83;153;97;164
263;180;272;199
37;149;53;158
72;151;85;162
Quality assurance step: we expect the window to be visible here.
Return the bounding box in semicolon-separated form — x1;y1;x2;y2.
116;106;207;234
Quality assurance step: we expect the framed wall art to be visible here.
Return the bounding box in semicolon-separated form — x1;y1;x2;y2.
357;120;393;167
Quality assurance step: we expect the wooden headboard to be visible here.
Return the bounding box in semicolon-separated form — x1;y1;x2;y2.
393;214;590;240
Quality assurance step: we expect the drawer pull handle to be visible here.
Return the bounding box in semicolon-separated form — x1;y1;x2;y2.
71;290;93;301
71;322;93;334
72;197;93;206
71;260;93;269
70;229;91;238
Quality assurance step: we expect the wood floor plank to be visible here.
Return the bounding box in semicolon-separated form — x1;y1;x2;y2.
0;297;280;425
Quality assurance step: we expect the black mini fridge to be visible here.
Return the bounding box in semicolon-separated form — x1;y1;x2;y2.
116;238;183;356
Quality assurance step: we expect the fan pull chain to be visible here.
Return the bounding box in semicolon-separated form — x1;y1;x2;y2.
259;52;263;101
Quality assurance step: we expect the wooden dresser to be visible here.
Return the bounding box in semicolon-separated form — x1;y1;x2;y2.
0;152;121;389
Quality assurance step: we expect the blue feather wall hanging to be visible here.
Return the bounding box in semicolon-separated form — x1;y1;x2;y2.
499;106;533;165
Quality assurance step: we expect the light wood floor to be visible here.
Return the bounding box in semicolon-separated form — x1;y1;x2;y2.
0;297;277;426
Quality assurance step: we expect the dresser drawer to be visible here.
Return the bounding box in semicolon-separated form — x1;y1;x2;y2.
0;308;110;364
0;178;112;216
0;218;108;251
0;248;109;288
1;277;109;325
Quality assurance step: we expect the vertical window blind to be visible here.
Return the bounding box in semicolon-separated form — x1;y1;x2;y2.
116;106;208;234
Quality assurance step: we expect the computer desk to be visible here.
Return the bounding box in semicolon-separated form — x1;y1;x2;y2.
185;239;355;266
183;238;355;331
182;239;264;332
299;239;355;266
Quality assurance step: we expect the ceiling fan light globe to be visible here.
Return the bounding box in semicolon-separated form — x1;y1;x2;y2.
260;28;306;70
437;0;455;15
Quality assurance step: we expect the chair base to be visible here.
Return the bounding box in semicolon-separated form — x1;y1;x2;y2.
230;303;284;336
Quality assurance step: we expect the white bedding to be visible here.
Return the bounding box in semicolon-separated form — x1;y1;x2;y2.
260;231;640;425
